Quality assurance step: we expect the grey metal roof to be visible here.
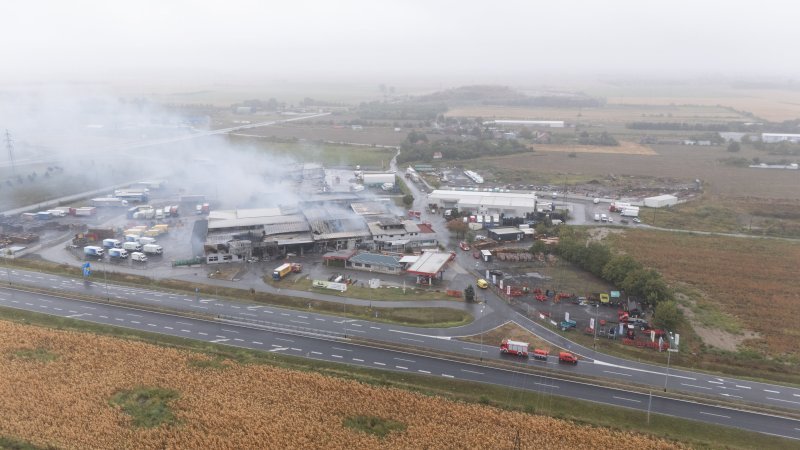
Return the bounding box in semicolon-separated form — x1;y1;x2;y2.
349;252;402;268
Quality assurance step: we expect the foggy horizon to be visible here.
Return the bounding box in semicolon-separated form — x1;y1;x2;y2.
3;0;799;87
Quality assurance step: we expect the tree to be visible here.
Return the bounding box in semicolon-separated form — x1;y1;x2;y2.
518;127;533;139
530;240;547;255
402;194;414;207
654;300;681;330
727;141;741;152
464;285;476;303
446;219;468;239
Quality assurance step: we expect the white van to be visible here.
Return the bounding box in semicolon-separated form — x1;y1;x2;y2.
601;214;608;222
594;213;600;222
131;252;147;262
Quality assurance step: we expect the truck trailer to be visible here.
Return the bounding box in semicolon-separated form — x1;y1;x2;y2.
102;239;122;249
500;339;529;357
620;207;640;218
142;244;163;255
272;263;294;281
108;248;129;259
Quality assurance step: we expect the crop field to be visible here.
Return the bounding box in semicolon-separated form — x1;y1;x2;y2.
607;229;800;362
478;143;799;199
232;123;407;147
445;104;746;124
0;320;682;449
534;141;657;155
607;90;800;122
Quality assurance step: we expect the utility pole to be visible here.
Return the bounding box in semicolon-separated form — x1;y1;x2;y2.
4;130;16;175
663;348;672;392
479;303;485;361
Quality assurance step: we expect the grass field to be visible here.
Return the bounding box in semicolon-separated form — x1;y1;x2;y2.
228;134;396;168
1;310;796;449
606;229;800;366
534;141;657;155
267;276;460;303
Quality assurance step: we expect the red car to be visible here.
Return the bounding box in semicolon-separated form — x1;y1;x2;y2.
459;241;470;251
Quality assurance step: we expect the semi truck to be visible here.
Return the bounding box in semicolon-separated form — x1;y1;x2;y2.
142;244;163;255
271;263;301;281
500;339;529;357
108;248;129;259
83;246;104;257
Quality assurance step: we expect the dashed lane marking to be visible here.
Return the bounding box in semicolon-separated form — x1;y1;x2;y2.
418;370;431;374
396;366;408;370
442;374;454;378
352;358;364;362
699;411;730;419
373;362;385;366
332;355;343;358
612;396;641;403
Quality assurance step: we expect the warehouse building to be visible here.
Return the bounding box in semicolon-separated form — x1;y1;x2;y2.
644;194;678;208
761;133;800;144
427;190;538;218
347;252;403;274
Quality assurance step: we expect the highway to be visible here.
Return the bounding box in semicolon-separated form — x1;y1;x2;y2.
0;285;798;440
2;266;800;412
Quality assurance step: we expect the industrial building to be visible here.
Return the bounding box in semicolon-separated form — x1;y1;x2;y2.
347;252;403;274
484;120;565;128
761;133;800;144
644;194;678;208
488;227;525;242
427;190;538;218
368;217;438;252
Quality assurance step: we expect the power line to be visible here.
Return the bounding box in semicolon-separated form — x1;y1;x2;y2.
4;129;16;175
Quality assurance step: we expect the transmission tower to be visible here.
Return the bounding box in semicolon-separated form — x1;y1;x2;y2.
4;129;16;175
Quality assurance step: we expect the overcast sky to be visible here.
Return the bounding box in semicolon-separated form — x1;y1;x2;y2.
2;0;798;85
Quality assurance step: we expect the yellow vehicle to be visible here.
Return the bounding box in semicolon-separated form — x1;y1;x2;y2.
477;279;489;289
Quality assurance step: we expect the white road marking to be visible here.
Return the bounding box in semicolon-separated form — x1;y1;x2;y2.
130;321;140;324
115;318;125;322
418;370;431;374
396;366;408;370
682;383;712;390
215;335;226;339
210;339;229;343
534;383;559;388
699;411;730;419
767;397;800;405
332;355;343;358
394;357;415;363
297;315;308;319
613;396;641;403
269;347;288;352
794;394;800;397
198;332;208;336
603;370;632;377
99;315;108;319
442;374;454;378
707;381;723;385
67;313;87;318
400;337;423;343
290;320;310;325
764;389;780;394
176;321;192;326
280;313;290;316
332;347;352;352
310;351;322;355
370;326;380;330
593;359;695;380
147;324;157;327
25;303;33;306
275;338;293;343
164;326;173;330
352;358;364;362
389;329;451;340
181;330;191;333
53;307;62;311
720;393;742;399
373;362;386;366
735;385;751;389
461;369;484;375
252;341;264;345
315;318;325;321
234;338;244;342
351;323;362;327
221;329;240;334
230;305;240;309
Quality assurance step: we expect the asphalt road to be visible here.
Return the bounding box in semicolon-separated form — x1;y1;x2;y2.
0;286;798;440
2;266;800;414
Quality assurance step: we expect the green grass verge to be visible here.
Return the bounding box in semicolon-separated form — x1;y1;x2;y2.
268;275;459;302
187;356;229;370
228;135;396;168
0;306;795;449
343;415;406;438
9;347;58;363
4;258;471;328
109;387;180;428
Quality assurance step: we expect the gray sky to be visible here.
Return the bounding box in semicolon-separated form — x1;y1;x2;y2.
2;0;799;84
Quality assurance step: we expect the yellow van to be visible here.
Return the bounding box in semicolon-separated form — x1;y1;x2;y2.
477;279;489;289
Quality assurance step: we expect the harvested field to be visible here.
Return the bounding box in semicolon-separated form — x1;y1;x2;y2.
535;141;657;155
445;104;746;124
478;144;799;199
0;321;681;449
607;230;800;360
231;123;407;147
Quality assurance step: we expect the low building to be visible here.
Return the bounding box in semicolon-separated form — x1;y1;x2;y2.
644;194;678;208
428;190;538;218
762;133;800;144
406;251;452;285
488;227;525;242
484;120;565;128
368;217;437;252
347;252;402;274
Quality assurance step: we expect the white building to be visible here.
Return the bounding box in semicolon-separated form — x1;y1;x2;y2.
484;120;565;128
644;195;678;208
762;133;800;144
428;190;538;217
361;173;396;186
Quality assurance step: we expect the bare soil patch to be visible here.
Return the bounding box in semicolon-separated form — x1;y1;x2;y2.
535;141;657;156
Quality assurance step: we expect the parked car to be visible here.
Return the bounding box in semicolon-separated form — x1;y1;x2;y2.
633;217;641;223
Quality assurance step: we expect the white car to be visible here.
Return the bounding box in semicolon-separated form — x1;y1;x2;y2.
633;217;641;223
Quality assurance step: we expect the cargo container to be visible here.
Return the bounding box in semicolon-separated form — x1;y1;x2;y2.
35;211;52;220
46;209;66;217
91;197;127;207
124;234;140;242
75;207;96;216
500;339;529;357
620;207;640;218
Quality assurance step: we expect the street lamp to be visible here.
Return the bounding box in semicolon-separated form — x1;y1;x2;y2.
664;346;672;392
103;259;109;301
479;303;486;361
593;303;599;350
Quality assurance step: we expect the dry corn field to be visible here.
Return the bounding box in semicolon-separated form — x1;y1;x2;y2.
0;320;683;450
